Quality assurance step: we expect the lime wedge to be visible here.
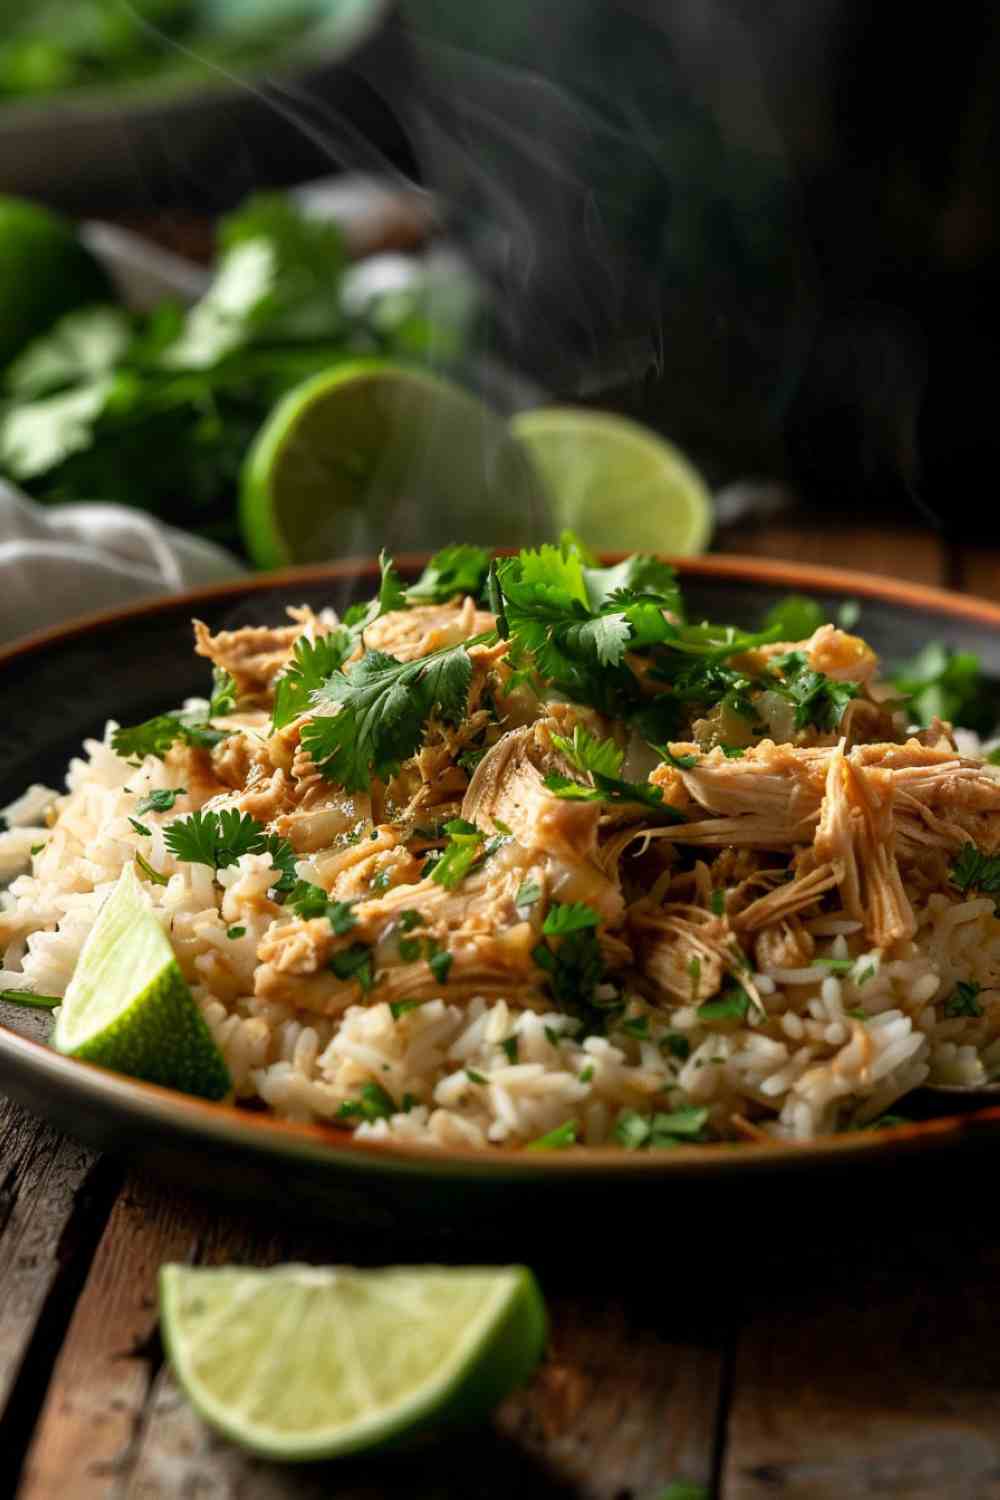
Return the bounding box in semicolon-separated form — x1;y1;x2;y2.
510;406;713;555
239;359;547;568
53;864;230;1100
159;1262;546;1461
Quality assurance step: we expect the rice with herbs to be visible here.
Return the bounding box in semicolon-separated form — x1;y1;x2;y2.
4;547;1000;1150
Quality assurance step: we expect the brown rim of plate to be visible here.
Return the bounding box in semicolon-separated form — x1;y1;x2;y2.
3;550;1000;1176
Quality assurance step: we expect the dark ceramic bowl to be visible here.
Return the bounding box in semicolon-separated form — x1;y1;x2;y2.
3;554;1000;1241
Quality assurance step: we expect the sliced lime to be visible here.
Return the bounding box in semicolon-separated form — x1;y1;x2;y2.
239;359;547;568
510;406;713;556
52;864;230;1100
159;1262;546;1461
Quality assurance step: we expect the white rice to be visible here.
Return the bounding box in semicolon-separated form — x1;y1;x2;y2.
4;721;1000;1148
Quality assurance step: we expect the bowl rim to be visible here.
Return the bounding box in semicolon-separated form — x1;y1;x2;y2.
4;549;1000;1178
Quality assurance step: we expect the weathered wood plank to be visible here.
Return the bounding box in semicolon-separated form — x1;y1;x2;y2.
0;1096;99;1418
722;1227;1000;1498
716;519;946;586
15;1172;201;1500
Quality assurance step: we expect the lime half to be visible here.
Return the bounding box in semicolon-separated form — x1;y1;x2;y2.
159;1262;546;1461
240;359;547;568
53;864;230;1100
510;406;713;556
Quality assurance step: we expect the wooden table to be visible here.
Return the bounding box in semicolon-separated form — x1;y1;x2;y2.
3;518;1000;1500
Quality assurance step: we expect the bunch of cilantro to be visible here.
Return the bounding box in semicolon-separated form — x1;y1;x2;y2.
0;195;470;552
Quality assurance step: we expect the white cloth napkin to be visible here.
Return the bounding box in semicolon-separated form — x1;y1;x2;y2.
0;481;245;642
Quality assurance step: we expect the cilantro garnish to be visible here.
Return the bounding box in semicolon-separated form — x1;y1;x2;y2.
209;667;238;717
129;817;152;837
770;652;859;731
426;943;453;984
406;544;490;603
812;958;855;974
546;724;680;814
550;725;624;779
944;980;984;1018
662;1033;691;1061
301;639;476;791
336;1081;396;1122
329;943;374;992
134;787;186;816
698;985;754;1022
661;748;698;770
226;925;246;940
164;809;296;893
950;844;1000;904
112;711;228;763
514;879;541;915
525;1120;578;1150
135;852;169;886
390;998;425;1020
0;989;61;1009
465;1068;488;1084
720;744;746;759
615;1106;709;1150
541;902;600;936
763;594;826;641
890;643;997;734
286;881;356;935
501;1036;519;1063
429;818;502;891
399;909;425;932
710;889;726;917
578;1064;594;1083
271;630;353;731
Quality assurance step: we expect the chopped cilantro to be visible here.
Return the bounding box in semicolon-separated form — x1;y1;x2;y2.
430;818;488;890
514;879;541;914
427;944;453;985
399;909;425;932
389;998;424;1020
135;852;169;886
845;1007;868;1020
890;643;997;734
662;1033;691;1061
615;1106;709;1150
112;710;228;762
812;958;855;974
578;1064;594;1083
501;1036;519;1063
698;985;754;1022
371;869;391;892
329;943;374;992
29;842;44;856
719;744;746;759
128;817;152;837
621;1015;649;1039
406;544;491;603
770;651;860;731
544;1026;562;1047
164;809;295;893
944;980;984;1018
302;639;479;792
710;889;726;917
950;844;1000;903
465;1068;488;1084
660;748;698;770
209;667;238;717
542;902;600;936
398;936;421;963
550;725;625;779
856;964;877;987
0;989;61;1009
226;925;246;940
135;787;186;816
525;1120;578;1150
336;1081;396;1122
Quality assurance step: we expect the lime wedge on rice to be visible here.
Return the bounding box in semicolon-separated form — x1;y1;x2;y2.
239;359;547;568
159;1262;546;1461
510;406;713;556
52;864;230;1101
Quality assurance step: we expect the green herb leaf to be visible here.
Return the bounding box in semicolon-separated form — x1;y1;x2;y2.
550;724;624;778
128;817;152;837
407;544;491;603
429;818;487;891
135;851;169;886
525;1120;578;1150
390;999;425;1020
944;980;984;1018
0;989;61;1009
134;787;186;816
329;943;374;992
770;651;860;731
950;843;1000;900
112;710;228;762
302;641;475;791
501;1036;519;1063
698;985;753;1022
209;667;238;717
226;926;246;940
763;594;826;641
399;909;425;932
427;945;453;985
271;630;354;731
542;902;600;936
337;1080;396;1122
514;879;541;914
891;643;997;734
164;809;295;895
615;1106;709;1150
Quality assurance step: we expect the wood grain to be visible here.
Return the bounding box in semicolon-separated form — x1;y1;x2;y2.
716;520;947;587
16;1173;201;1500
722;1226;1000;1498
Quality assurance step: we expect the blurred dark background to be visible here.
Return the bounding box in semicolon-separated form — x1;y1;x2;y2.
3;0;999;537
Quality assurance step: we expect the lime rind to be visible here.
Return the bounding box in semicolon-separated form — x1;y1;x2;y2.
510;406;713;557
159;1263;546;1461
53;864;230;1101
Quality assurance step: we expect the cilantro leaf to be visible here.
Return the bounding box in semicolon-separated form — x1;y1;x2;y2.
698;985;755;1022
407;544;491;603
134;787;186;816
890;643;998;734
209;667;238;717
164;809;295;895
336;1080;395;1121
329;943;375;992
542;902;600;935
429;818;498;891
770;652;859;731
525;1120;578;1150
763;594;826;641
112;710;228;762
615;1106;709;1149
550;725;624;778
286;880;356;933
271;630;354;731
303;641;475;791
950;844;1000;900
515;879;541;914
543;770;680;815
944;981;983;1019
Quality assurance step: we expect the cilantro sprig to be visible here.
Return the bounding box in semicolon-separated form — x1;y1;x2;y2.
112;710;228;763
407;545;490;603
428;818;505;891
164;809;296;893
950;844;1000;905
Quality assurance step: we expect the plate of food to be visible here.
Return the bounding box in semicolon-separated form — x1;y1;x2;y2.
3;541;1000;1233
